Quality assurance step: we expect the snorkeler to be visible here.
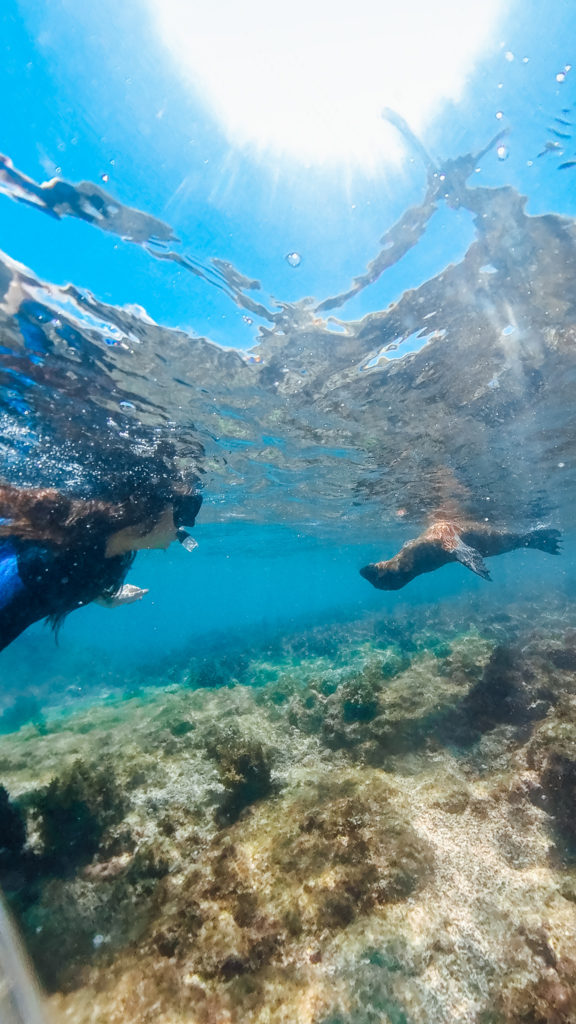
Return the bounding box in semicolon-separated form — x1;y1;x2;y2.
360;520;561;591
0;453;202;652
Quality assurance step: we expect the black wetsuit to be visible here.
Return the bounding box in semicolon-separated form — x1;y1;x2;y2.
0;537;131;652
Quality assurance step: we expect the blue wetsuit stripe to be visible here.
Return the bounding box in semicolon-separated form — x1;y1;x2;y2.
0;541;40;651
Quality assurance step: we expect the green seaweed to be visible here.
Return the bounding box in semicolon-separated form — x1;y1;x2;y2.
33;758;127;872
205;728;274;823
340;674;381;724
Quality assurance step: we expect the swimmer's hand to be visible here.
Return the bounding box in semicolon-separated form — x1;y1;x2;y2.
96;585;149;608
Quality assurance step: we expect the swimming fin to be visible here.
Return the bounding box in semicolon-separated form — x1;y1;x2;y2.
523;527;562;554
453;539;491;581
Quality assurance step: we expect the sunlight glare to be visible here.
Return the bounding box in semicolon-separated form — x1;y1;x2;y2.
148;0;507;167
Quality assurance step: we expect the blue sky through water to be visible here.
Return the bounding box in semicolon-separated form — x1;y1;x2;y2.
1;0;575;350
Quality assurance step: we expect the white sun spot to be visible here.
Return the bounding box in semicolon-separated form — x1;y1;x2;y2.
147;0;508;168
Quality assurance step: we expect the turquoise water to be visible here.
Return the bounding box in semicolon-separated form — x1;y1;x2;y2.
2;2;576;1021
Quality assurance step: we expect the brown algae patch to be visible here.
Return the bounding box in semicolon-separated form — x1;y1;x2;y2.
2;625;576;1022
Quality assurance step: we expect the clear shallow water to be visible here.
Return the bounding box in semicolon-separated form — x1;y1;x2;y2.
3;2;576;1022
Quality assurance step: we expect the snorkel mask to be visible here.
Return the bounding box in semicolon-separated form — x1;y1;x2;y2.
173;493;202;553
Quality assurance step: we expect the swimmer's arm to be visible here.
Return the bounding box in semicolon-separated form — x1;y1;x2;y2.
95;584;149;608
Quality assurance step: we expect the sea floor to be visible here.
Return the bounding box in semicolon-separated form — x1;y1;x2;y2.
1;605;576;1024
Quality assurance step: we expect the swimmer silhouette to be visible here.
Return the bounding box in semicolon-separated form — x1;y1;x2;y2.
360;521;561;591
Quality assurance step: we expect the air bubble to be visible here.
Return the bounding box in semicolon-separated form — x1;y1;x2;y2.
285;252;302;267
557;73;566;83
504;51;515;62
497;145;508;161
495;111;504;120
101;173;109;183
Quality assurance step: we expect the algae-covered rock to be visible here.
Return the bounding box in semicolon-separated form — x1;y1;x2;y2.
540;753;576;853
0;784;26;864
462;646;553;735
269;776;434;931
376;648;411;680
339;675;381;724
431;784;471;815
205;729;273;823
23;874;154;992
5;614;576;1024
527;701;576;853
322;648;485;763
319;943;428;1024
193;909;282;980
34;758;127;871
493;957;576;1023
121;771;434;996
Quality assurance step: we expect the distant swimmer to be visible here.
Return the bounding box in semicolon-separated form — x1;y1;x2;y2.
360;521;561;591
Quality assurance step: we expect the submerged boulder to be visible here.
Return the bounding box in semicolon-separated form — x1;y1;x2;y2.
528;703;576;854
205;728;274;823
462;645;553;733
320;641;491;763
268;775;434;933
494;956;576;1024
33;758;127;872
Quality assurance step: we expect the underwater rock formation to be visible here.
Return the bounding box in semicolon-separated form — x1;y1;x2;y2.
33;758;127;872
205;727;274;823
292;635;493;764
0;784;26;866
491;945;576;1024
435;644;557;749
527;702;576;855
1;611;576;1022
